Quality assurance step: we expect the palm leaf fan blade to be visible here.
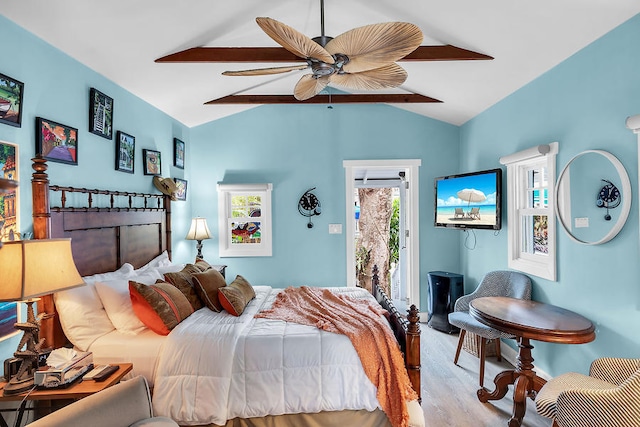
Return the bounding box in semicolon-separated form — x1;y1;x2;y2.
330;63;408;91
223;64;309;76
256;17;334;64
325;22;423;73
294;74;330;100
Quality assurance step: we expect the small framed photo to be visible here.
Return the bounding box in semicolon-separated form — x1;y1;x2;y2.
143;149;161;175
174;178;187;201
89;88;114;140
115;131;135;173
174;138;185;169
0;72;24;128
36;117;78;165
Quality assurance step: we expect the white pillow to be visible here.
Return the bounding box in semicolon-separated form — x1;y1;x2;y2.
54;284;115;351
135;251;171;273
94;273;161;335
82;263;135;284
154;263;186;275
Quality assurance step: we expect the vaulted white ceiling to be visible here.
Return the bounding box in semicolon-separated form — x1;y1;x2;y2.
3;1;640;127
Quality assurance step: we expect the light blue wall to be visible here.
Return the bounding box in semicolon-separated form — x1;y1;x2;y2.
460;13;640;376
0;16;191;362
5;8;639;382
190;103;461;293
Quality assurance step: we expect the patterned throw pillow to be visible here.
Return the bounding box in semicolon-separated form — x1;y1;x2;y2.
218;275;256;316
193;259;212;272
129;280;194;335
163;264;204;310
192;269;227;312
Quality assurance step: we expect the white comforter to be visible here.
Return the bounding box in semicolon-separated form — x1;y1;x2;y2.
152;286;380;426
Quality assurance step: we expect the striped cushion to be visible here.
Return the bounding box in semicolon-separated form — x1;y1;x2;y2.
536;372;616;419
447;312;515;339
590;357;640;385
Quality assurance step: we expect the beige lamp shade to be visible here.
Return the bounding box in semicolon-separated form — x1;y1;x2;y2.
185;217;212;241
0;239;85;301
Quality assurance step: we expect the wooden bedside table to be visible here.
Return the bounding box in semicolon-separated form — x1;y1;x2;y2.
0;363;133;427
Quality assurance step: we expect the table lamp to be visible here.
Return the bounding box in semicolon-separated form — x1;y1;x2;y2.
185;217;212;260
0;239;84;395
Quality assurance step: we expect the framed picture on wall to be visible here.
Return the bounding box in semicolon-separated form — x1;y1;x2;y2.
89;88;114;140
143;149;161;175
174;178;187;201
115;131;135;173
0;141;21;341
0;72;24;128
174;138;185;169
36;117;78;165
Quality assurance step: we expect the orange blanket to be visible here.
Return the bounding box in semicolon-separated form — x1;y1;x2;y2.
255;286;417;427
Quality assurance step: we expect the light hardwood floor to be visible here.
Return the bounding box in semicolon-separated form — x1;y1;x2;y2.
420;324;550;427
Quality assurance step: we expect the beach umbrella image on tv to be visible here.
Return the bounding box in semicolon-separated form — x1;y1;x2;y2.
457;188;486;207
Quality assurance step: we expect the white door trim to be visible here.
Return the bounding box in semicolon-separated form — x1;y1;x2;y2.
343;159;421;308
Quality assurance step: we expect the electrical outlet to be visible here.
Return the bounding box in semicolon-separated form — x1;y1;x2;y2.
328;224;342;234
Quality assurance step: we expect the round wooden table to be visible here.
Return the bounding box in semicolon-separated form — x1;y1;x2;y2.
469;297;595;427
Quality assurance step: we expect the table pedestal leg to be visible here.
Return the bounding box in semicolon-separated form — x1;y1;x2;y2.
477;337;546;427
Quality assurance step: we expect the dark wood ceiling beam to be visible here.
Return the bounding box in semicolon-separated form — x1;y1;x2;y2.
156;45;492;63
204;94;442;105
156;47;304;63
404;45;493;61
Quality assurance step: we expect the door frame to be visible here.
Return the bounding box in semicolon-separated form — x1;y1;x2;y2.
343;159;421;308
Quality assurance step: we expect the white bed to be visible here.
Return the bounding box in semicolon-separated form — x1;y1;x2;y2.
54;257;422;427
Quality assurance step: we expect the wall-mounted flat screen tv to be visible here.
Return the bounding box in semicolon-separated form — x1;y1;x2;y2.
434;168;502;230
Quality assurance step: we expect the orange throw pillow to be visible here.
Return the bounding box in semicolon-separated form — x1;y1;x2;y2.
129;280;194;335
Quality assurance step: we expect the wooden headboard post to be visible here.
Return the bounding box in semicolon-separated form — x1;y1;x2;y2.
163;193;172;261
31;156;51;239
31;156;62;349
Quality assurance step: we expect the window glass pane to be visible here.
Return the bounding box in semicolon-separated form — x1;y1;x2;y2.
231;194;262;218
229;219;262;244
526;166;548;209
521;214;548;255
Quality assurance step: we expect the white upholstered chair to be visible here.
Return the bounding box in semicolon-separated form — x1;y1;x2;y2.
27;376;178;427
535;357;640;427
447;270;532;386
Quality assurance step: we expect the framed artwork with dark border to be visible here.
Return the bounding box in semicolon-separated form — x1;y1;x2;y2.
174;138;185;169
143;149;161;175
36;117;78;165
115;131;135;173
174;178;187;201
0;72;24;128
89;88;114;140
0;141;21;341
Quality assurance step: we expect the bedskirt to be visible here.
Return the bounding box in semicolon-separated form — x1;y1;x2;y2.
196;409;393;427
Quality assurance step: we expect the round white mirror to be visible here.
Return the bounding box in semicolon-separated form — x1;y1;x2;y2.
555;150;631;245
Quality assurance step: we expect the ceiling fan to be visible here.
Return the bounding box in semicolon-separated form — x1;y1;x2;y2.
222;13;423;101
155;1;493;105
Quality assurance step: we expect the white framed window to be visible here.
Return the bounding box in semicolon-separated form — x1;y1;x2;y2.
217;183;272;257
500;142;558;281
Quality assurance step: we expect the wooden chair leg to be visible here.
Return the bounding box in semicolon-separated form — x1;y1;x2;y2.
494;338;502;362
478;336;486;387
453;329;466;365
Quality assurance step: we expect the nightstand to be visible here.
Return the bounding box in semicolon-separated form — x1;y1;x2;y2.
0;363;132;427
